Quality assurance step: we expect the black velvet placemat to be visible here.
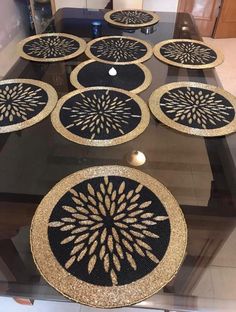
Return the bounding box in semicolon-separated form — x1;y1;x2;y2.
18;33;86;62
86;36;152;64
104;10;160;28
154;39;223;69
70;60;151;93
51;87;150;146
149;82;236;137
0;79;57;133
48;174;170;286
31;165;187;307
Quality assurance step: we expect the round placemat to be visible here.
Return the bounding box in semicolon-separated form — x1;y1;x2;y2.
149;82;236;137
18;33;86;62
104;10;160;28
85;36;153;64
51;87;150;146
153;39;224;69
31;165;187;308
0;79;58;133
70;60;152;93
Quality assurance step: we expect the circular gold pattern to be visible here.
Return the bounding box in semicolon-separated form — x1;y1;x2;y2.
153;39;224;69
0;79;58;133
104;10;160;28
70;60;152;94
31;165;187;308
18;33;86;62
85;36;153;65
149;82;236;137
51;87;150;146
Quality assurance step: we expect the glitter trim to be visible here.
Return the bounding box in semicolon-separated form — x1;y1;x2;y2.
104;10;160;28
85;36;153;65
0;79;58;133
30;165;187;308
18;33;86;62
149;81;236;137
70;60;152;94
153;39;224;69
51;87;150;146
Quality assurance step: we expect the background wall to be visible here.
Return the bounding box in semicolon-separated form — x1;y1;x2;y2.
53;0;110;11
143;0;179;12
0;0;29;78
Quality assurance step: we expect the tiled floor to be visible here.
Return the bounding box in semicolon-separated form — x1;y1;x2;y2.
204;38;236;166
192;227;236;301
204;37;236;96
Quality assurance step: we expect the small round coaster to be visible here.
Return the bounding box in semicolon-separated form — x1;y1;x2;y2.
51;87;150;146
70;60;152;94
31;165;187;308
18;33;86;62
149;82;236;137
153;39;224;69
104;10;160;28
85;36;153;64
0;79;58;133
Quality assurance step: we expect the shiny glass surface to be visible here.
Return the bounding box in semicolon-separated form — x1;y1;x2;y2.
0;8;236;312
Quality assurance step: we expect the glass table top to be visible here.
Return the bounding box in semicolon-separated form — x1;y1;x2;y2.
0;8;235;312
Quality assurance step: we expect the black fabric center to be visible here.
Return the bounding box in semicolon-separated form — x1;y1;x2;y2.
59;89;142;140
23;36;80;58
77;62;145;90
160;41;217;65
90;38;148;63
0;83;48;127
160;87;235;130
110;10;153;25
48;175;171;286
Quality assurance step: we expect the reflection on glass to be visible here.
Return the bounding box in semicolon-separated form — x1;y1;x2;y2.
126;150;146;166
141;24;157;35
108;67;117;76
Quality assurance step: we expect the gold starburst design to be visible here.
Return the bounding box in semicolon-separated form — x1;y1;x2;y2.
111;10;153;24
0;83;46;123
161;87;234;129
161;42;216;64
26;36;79;58
91;38;147;62
63;90;141;139
48;176;169;285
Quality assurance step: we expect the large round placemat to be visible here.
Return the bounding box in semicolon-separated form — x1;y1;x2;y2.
70;60;152;93
0;79;58;133
153;39;223;69
31;165;187;308
149;82;236;137
18;33;86;62
104;10;160;28
85;36;153;64
51;87;150;146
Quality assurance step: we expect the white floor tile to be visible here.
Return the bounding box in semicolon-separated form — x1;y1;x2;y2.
210;266;236;300
192;268;214;298
211;227;236;268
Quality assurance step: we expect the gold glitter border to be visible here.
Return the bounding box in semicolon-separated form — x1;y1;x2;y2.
104;10;160;28
149;81;236;137
51;86;150;146
0;79;58;133
85;36;153;65
70;59;152;94
30;165;187;308
153;39;224;69
17;33;86;63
